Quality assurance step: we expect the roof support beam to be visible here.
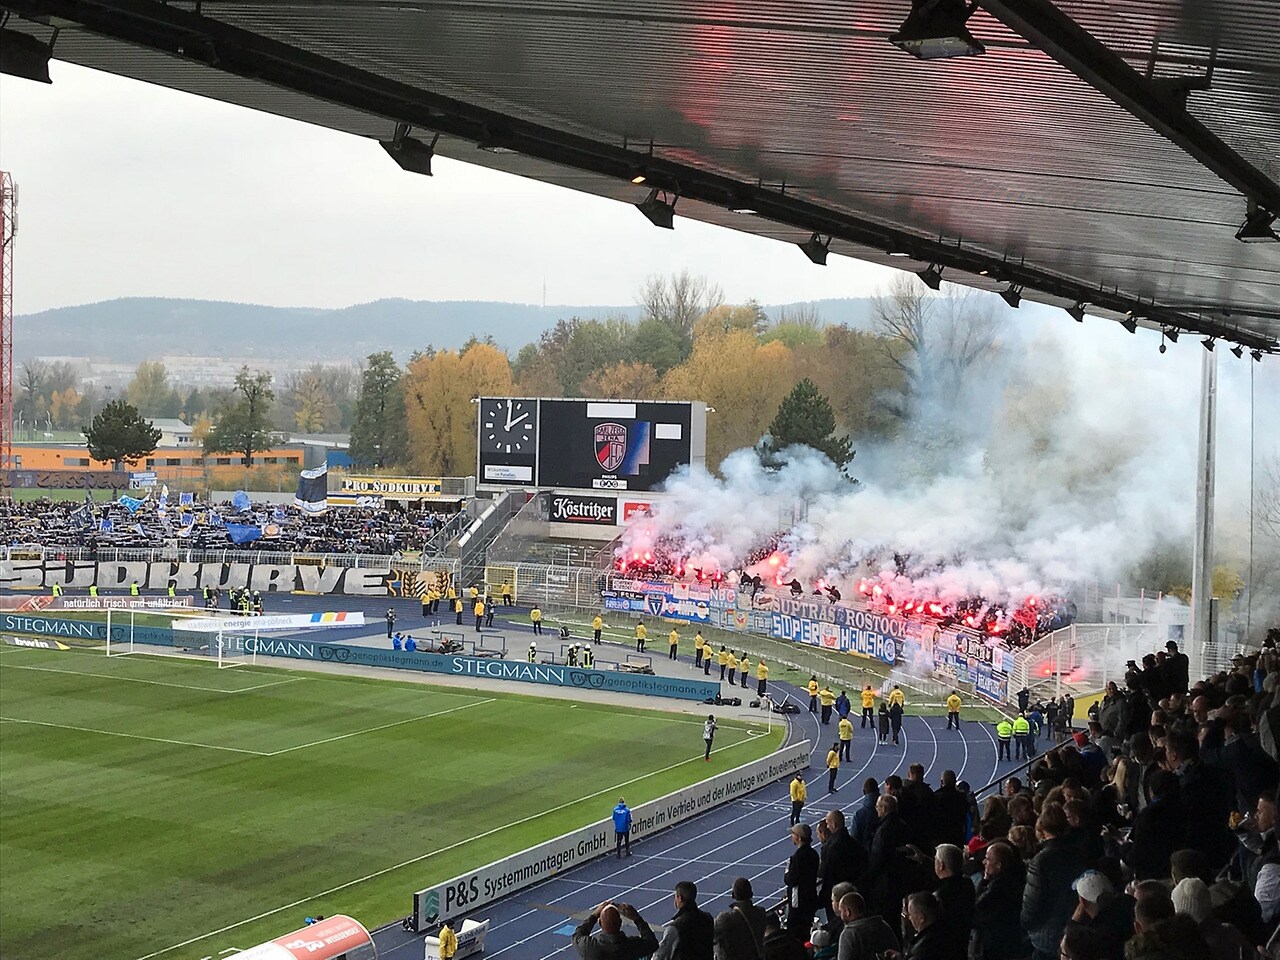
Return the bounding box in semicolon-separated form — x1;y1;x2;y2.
978;0;1280;215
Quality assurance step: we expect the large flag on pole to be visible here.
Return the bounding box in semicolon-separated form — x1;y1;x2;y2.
294;464;329;515
226;523;263;545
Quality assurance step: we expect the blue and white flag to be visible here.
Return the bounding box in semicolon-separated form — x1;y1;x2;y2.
179;491;194;507
132;522;146;536
293;464;328;516
120;495;146;513
209;511;225;528
226;523;262;545
158;484;169;515
71;505;91;528
232;490;251;512
99;518;114;533
273;506;286;522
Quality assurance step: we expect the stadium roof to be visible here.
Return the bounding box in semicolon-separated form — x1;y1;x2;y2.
4;0;1278;351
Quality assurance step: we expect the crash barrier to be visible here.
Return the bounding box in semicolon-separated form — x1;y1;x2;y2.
411;740;811;928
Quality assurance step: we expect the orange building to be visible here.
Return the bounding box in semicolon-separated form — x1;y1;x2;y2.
10;443;303;483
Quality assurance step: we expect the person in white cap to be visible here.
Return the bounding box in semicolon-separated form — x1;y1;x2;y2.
1068;869;1132;957
527;641;537;663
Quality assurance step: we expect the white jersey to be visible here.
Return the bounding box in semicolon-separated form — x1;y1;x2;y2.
703;718;717;740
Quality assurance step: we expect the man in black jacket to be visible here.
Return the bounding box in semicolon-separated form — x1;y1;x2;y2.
899;764;936;850
972;841;1029;960
1021;805;1089;960
818;809;867;921
1125;769;1184;880
930;844;973;960
651;880;714;960
932;770;969;849
1165;728;1236;870
1162;640;1190;695
784;823;820;944
712;877;768;960
836;891;897;959
889;892;949;960
867;795;915;928
573;901;660;960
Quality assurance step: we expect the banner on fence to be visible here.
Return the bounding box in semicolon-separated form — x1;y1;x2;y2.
769;613;899;665
412;740;810;927
0;558;411;597
0;613;175;647
179;612;366;633
0;595;196;612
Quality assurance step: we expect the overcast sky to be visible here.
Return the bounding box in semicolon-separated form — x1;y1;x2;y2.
0;61;899;316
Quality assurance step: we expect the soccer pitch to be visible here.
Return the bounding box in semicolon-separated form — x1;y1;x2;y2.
0;644;782;960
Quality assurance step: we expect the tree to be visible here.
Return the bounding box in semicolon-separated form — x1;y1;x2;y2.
694;301;769;340
282;365;340;433
793;325;902;439
50;387;84;430
763;378;854;468
404;343;514;475
126;361;172;417
638;271;724;341
660;329;794;470
349;351;408;468
580;362;658;400
760;322;825;349
204;368;275;466
511;343;562;397
83;399;161;469
628;318;687;375
17;359;48;420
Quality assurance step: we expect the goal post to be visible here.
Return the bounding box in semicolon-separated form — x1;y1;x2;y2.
104;609;136;657
216;630;258;669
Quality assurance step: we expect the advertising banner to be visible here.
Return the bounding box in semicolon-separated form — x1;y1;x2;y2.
1;468;130;490
0;595;195;612
548;494;617;525
643;591;711;623
340;476;444;499
228;915;373;960
1;558;406;597
1;613;174;647
974;663;1010;704
180;612;366;633
769;613;899;665
412;741;810;927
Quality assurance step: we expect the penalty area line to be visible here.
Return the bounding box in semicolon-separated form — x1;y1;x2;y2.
128;732;765;960
0;716;271;755
263;697;495;756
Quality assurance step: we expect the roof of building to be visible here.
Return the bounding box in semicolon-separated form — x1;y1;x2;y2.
148;419;192;433
6;0;1278;351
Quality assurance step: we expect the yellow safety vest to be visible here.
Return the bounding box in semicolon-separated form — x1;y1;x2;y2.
756;662;768;680
947;695;962;713
838;719;854;741
826;750;840;770
819;688;836;707
790;778;806;802
861;688;876;708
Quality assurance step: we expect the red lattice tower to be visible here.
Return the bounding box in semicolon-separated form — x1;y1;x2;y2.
1;171;14;471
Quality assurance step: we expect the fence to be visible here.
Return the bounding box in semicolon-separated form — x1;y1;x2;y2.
1008;622;1247;698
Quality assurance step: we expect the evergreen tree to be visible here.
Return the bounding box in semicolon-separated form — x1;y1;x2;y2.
350;351;407;468
764;378;855;468
203;368;275;466
83;399;162;469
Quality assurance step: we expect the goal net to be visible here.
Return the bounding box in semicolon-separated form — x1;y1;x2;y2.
104;609;135;657
216;631;258;670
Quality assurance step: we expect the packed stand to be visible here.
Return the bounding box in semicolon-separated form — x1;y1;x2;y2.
0;495;458;556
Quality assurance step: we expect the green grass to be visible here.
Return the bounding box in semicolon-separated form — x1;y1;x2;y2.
0;646;781;960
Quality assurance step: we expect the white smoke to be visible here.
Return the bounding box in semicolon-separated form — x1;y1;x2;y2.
619;296;1270;610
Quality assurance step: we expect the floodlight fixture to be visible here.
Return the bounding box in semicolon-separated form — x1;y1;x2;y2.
917;263;944;290
1159;341;1167;355
629;169;648;185
798;233;832;266
381;126;439;176
998;284;1022;309
1202;338;1216;352
888;249;912;258
0;27;53;83
1163;328;1179;344
1120;317;1138;334
635;188;677;229
1252;350;1264;362
1066;302;1086;323
1236;205;1278;243
1231;344;1244;359
889;0;986;60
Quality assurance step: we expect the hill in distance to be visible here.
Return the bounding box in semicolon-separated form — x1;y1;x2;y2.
15;296;878;365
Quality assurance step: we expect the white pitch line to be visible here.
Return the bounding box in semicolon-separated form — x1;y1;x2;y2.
264;698;495;755
127;731;768;960
0;716;270;756
0;661;301;695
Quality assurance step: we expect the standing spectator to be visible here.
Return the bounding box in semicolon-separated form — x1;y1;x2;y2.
820;684;836;725
826;743;841;793
712;877;768;960
573;902;659;960
530;603;543;636
1126;769;1184;881
890;892;947;960
484;595;495;627
889;699;904;746
1067;870;1133;958
790;773;807;826
946;691;962;730
703;715;717;761
972;841;1029;960
1165;727;1236;870
651;880;714;960
932;770;968;849
838;714;854;762
1021;805;1089;960
763;913;808;960
861;684;877;727
879;703;891;743
851;778;881;848
385;607;396;638
900;764;935;849
931;843;975;960
819;809;866;923
785;823;820;944
835;892;897;960
612;798;632;859
868;795;913;927
1246;788;1279;926
1163;640;1189;695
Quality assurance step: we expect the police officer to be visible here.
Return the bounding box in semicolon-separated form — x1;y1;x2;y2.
528;641;538;663
1013;712;1032;759
996;716;1014;761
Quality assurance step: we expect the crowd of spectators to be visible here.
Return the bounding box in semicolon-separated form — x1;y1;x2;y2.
573;632;1280;960
0;495;458;556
